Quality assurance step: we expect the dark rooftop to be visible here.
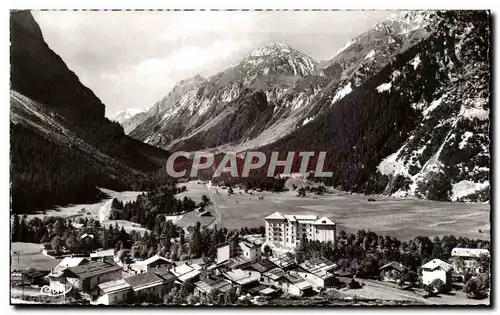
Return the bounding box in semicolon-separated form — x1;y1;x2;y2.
247;284;269;295
124;272;163;289
65;261;122;279
379;261;406;273
245;260;277;273
21;268;48;278
151;267;176;282
264;267;286;280
283;273;305;284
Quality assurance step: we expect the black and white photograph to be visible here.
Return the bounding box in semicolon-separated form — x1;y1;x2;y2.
8;7;491;307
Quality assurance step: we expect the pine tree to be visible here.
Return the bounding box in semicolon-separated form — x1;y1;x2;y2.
295;234;308;263
11;214;20;242
190;222;202;258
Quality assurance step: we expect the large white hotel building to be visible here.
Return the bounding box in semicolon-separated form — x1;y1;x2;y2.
264;212;337;248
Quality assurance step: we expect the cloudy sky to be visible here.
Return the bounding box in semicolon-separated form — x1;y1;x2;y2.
32;10;389;118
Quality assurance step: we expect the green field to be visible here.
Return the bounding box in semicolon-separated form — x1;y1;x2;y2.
177;182;490;241
11;242;60;271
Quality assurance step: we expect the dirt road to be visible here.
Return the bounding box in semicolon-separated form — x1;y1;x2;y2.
341;278;489;305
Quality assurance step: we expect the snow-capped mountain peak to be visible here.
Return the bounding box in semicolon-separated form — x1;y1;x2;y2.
241;42;317;77
250;42;294;57
377;10;436;35
113;108;146;123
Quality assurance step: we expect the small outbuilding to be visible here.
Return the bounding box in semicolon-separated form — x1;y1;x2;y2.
379;261;407;282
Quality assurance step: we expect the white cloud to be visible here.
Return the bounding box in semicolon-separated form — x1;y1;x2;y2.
103;39;250;79
138;40;249;75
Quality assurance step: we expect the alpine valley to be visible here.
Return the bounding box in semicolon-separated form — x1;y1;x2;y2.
10;11;175;214
120;11;490;203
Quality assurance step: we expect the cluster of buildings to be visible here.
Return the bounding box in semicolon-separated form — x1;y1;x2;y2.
379;248;490;288
195;234;338;301
17;229;341;305
12;212;490;304
42;250;202;305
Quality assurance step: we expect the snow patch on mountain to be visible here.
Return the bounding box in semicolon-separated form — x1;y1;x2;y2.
459;131;474;149
422;94;447;117
376;82;392;93
332;82;353;104
461;106;489;121
302;116;313;126
365;49;376;60
409;54;421;70
451;180;489;202
377;145;410;177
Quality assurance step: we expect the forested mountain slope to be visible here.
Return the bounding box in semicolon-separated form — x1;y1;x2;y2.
263;11;490;202
10;11;172;214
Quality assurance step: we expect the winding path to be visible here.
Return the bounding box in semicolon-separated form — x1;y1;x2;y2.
207;185;224;229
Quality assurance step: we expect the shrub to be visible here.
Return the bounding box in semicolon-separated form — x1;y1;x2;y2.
425;278;445;296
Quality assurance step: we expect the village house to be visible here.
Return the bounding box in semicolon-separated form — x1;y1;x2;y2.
296;258;337;288
261;267;286;287
277;272;313;296
222;269;260;293
268;254;296;271
80;233;94;241
210;242;253;273
150;266;177;292
421;259;453;287
20;269;49;286
130;254;172;274
123;272;165;300
193;276;233;300
63;260;123;292
379;261;407;282
235;235;264;259
11;269;49;287
246;284;278;298
41;242;70;258
237;240;262;263
209;255;252;276
241;234;266;244
450;248;490;276
170;262;202;284
90;249;115;262
243;260;277;274
209;236;265;275
47;257;90;293
261;267;312;296
90;279;131;305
